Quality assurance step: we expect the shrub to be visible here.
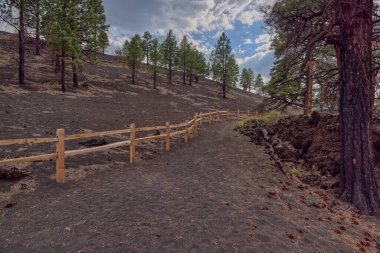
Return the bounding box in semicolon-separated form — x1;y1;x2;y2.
262;110;280;125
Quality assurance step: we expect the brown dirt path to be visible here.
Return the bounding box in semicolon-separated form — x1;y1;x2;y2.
0;122;379;253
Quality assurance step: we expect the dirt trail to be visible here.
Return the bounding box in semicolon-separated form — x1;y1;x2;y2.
0;122;380;253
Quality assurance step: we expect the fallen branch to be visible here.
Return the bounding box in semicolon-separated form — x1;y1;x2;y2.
261;128;287;174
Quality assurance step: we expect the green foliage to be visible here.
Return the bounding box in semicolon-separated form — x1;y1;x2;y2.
149;38;161;72
126;34;144;68
43;0;109;63
211;32;239;96
254;73;264;93
262;0;338;110
236;118;251;128
161;29;177;68
141;31;152;64
175;35;190;79
240;68;254;91
262;110;280;125
290;165;299;175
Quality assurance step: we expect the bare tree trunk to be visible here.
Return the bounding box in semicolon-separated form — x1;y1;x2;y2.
333;0;380;214
132;63;135;84
222;71;227;98
35;0;41;56
73;63;78;88
61;52;66;92
169;60;172;84
183;56;186;85
303;60;315;117
18;0;25;85
55;54;61;73
153;71;157;89
189;69;192;86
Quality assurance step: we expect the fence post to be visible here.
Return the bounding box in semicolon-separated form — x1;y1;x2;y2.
227;110;229;121
184;120;189;143
217;111;220;121
166;122;171;151
208;112;211;124
237;109;240;120
200;112;203;127
56;129;65;184
194;113;198;136
130;123;136;163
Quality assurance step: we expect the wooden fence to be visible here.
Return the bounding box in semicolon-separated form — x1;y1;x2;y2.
0;109;260;183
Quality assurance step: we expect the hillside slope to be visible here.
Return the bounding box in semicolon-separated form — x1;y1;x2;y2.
0;30;262;142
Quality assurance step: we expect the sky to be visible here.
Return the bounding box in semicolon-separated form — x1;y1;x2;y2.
103;0;276;82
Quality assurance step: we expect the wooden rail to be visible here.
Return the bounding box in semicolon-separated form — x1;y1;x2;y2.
0;109;261;183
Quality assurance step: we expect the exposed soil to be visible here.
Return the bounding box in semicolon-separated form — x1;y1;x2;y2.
2;31;380;252
0;30;262;199
238;113;380;190
1;122;380;252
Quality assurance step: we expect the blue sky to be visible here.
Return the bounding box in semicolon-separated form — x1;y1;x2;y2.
103;0;276;82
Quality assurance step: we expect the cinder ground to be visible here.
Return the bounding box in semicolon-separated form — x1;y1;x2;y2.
1;123;380;252
1;31;380;253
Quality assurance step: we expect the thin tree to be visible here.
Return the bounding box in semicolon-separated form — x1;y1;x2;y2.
176;35;189;85
141;31;152;65
162;29;177;84
126;35;144;85
254;74;264;94
43;0;79;91
211;32;237;98
0;0;26;85
149;38;161;89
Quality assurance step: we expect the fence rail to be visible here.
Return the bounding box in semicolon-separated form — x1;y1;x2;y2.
0;109;262;183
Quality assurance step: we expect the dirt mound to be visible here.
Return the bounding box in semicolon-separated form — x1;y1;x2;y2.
239;113;380;189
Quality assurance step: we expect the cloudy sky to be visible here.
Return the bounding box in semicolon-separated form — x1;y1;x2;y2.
103;0;275;81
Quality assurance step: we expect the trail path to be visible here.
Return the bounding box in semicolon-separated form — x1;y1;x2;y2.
0;122;378;253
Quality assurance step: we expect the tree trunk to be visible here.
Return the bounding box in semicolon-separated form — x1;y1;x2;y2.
333;0;380;214
61;48;66;92
132;63;135;84
55;54;61;73
183;56;186;85
303;60;315;117
153;71;157;89
189;69;192;86
73;63;78;88
169;60;172;84
18;0;25;86
35;1;41;56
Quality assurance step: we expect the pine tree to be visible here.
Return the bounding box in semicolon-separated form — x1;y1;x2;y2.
176;35;190;85
25;0;45;55
161;30;177;84
0;0;27;85
98;30;109;54
126;34;144;85
122;40;129;68
43;0;79;91
248;68;254;92
211;32;237;98
141;31;152;65
149;38;161;89
192;50;208;83
254;74;264;94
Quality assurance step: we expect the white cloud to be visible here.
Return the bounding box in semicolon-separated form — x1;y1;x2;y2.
104;0;269;37
243;38;254;45
255;33;271;44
